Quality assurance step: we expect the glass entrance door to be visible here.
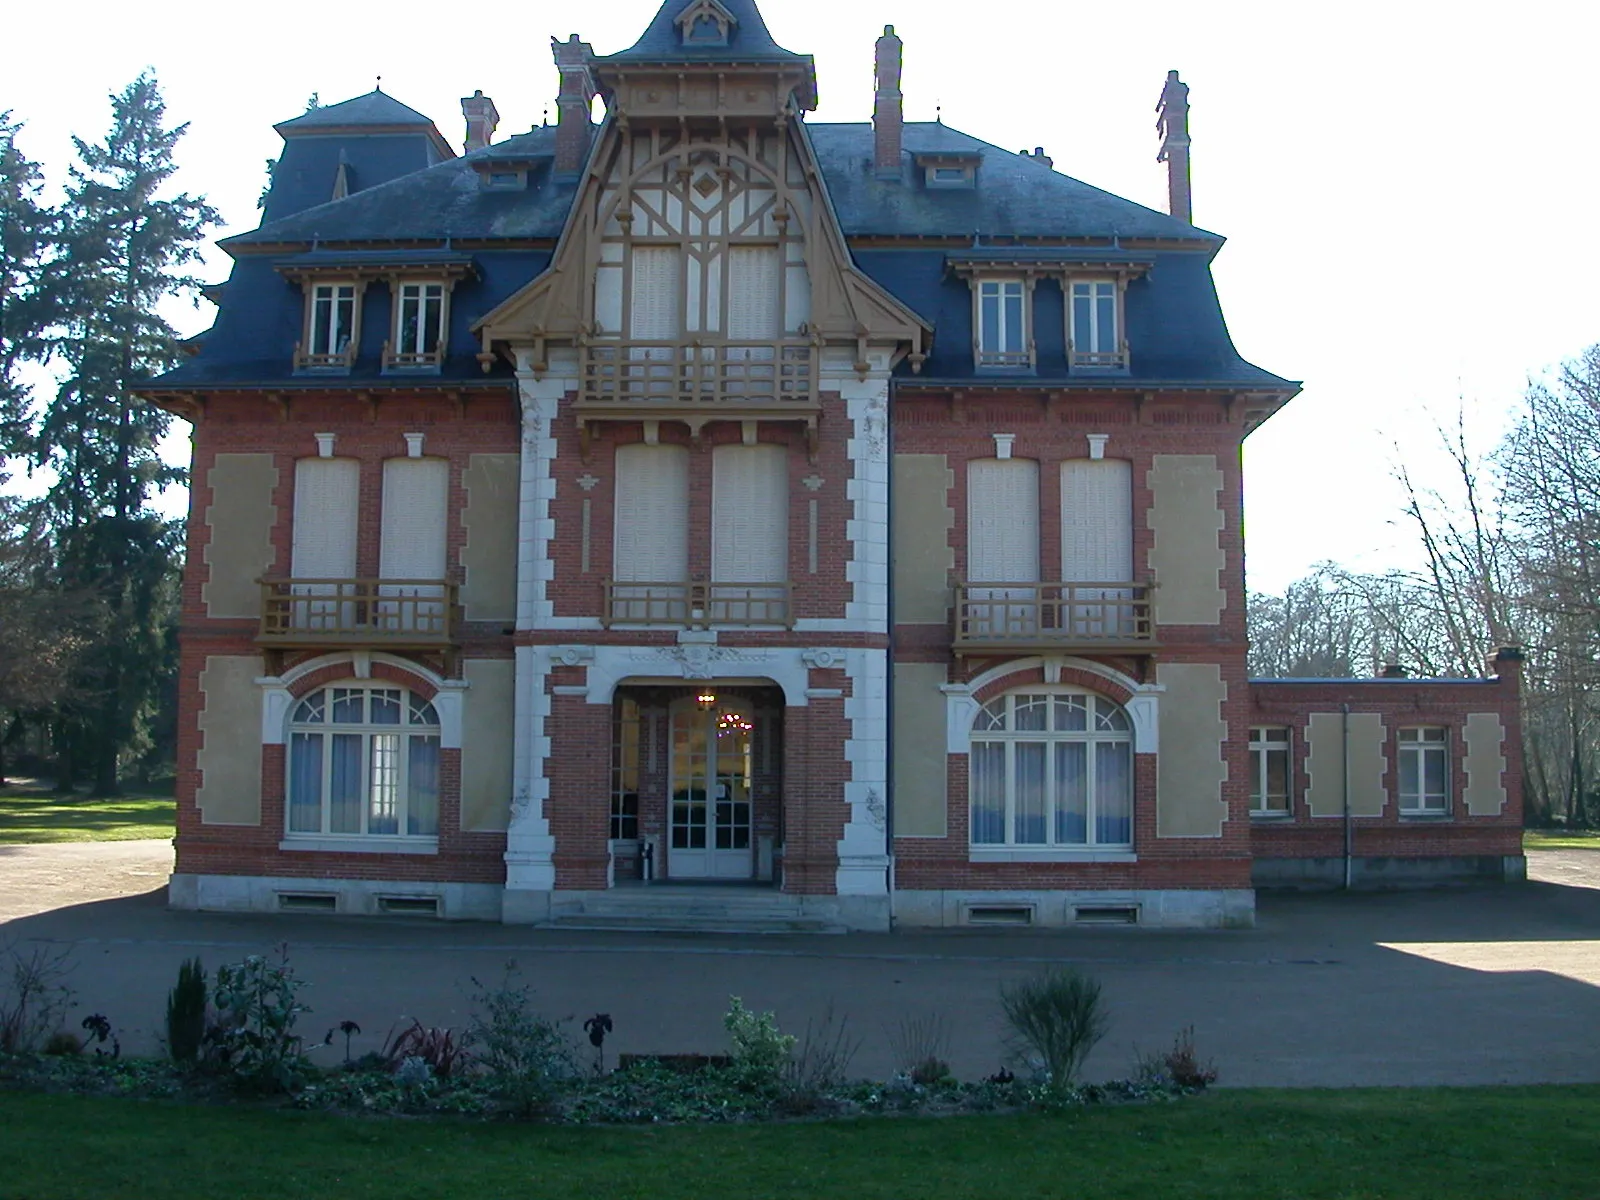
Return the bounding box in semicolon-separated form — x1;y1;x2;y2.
668;697;755;879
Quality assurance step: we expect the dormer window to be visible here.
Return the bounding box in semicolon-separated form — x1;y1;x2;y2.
916;152;980;190
1069;278;1128;370
484;170;525;190
389;281;448;370
675;0;734;46
299;282;360;370
929;165;974;189
976;278;1032;370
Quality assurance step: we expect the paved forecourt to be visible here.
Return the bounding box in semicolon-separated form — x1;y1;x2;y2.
3;839;1599;1088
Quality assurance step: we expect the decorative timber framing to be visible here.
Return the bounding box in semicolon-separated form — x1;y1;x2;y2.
473;42;930;444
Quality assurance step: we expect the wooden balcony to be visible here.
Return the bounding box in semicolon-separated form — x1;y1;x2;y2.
953;582;1157;655
602;581;794;630
258;579;459;652
579;341;819;416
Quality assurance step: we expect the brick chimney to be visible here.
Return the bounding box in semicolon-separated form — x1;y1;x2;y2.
873;25;904;179
552;34;597;176
1021;146;1054;170
1492;646;1525;684
1380;663;1408;679
1156;69;1192;224
461;90;500;153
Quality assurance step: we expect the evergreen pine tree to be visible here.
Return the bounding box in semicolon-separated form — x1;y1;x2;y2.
34;73;217;794
0;111;57;469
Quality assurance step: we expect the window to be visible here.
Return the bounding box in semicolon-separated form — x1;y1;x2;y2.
392;282;446;367
611;697;641;841
1399;726;1449;814
483;171;525;190
977;279;1028;368
1069;279;1124;369
1250;727;1291;815
304;283;357;367
287;686;440;840
970;691;1133;849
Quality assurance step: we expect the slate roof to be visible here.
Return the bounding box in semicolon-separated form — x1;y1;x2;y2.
275;90;439;135
603;0;809;64
151;70;1295;394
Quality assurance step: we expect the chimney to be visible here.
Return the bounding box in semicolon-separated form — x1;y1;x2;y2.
1026;146;1053;170
552;34;597;176
461;89;500;153
1156;69;1192;224
1492;646;1525;685
873;25;904;179
1380;663;1408;679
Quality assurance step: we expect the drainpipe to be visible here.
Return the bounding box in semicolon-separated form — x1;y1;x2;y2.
1342;703;1353;890
884;381;898;922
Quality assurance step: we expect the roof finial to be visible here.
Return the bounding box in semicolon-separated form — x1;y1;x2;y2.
935;101;943;125
375;75;383;93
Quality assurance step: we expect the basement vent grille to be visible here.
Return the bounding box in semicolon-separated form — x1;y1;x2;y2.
377;895;441;917
965;905;1034;926
277;893;337;913
1074;905;1140;925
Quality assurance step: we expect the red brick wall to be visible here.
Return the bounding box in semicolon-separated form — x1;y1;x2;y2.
889;390;1253;892
174;391;518;884
1248;666;1524;861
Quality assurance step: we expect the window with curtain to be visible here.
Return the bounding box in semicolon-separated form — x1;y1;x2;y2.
970;690;1133;849
287;685;441;841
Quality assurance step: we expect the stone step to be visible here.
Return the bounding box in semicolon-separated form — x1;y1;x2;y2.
543;913;846;935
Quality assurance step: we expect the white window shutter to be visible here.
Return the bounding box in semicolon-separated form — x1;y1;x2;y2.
291;458;359;579
967;459;1039;583
380;458;449;581
630;247;683;340
1060;459;1132;582
711;445;787;582
614;444;690;582
726;247;780;341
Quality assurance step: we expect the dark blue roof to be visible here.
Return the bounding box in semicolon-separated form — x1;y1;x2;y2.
149;90;1295;395
603;0;809;64
275;90;438;134
812;123;1216;242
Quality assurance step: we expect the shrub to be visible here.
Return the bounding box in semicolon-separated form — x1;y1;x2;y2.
466;962;574;1118
1161;1024;1217;1090
999;969;1108;1092
783;1004;859;1111
886;1012;952;1086
723;997;794;1090
43;1031;83;1057
383;1020;469;1080
165;958;207;1065
207;946;311;1094
0;942;76;1055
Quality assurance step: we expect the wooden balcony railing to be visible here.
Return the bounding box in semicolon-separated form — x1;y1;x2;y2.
580;341;818;411
259;579;459;648
602;580;794;629
953;582;1156;654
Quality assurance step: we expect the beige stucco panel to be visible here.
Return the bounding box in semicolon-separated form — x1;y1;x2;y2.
461;454;520;623
1146;455;1225;626
202;454;278;619
196;656;264;826
1305;712;1388;817
1154;663;1228;838
892;454;955;625
461;659;515;832
892;662;948;837
1463;712;1508;816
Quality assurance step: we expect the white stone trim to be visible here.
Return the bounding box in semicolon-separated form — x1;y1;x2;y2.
892;888;1255;929
969;848;1137;864
257;653;467;749
943;656;1163;755
579;644;832;707
513;357;576;633
505;644;556;891
279;837;438;855
820;372;891;636
837;647;890;896
168;873;502;922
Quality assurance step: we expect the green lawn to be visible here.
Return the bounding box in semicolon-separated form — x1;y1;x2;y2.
1525;829;1600;851
0;781;174;844
3;1087;1599;1199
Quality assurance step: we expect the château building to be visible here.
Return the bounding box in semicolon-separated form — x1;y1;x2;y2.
141;0;1526;930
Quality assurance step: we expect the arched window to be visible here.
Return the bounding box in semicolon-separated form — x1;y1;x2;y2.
287;685;440;840
970;690;1133;849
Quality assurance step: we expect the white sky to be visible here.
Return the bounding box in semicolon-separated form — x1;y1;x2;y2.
4;0;1597;593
